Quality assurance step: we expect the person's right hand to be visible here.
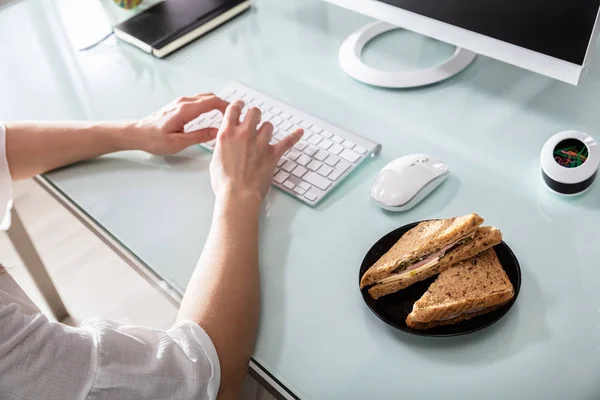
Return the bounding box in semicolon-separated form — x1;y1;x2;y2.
210;100;303;204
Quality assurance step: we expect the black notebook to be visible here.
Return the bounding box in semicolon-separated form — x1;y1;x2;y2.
113;0;251;58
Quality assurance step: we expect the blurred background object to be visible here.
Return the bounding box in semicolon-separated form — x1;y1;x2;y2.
113;0;142;9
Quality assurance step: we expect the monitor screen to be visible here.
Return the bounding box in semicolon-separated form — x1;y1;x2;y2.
376;0;600;65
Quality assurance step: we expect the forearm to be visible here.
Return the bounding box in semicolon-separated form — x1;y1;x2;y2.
4;121;136;180
178;194;262;400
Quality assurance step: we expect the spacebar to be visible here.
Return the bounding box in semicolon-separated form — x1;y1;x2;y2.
303;172;331;190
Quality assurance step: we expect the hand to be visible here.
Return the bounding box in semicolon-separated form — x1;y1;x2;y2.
210;100;303;204
130;93;228;155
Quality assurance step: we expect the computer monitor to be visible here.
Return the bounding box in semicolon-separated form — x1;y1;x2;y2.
325;0;600;87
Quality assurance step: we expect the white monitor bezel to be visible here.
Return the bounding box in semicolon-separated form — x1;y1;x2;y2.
325;0;600;85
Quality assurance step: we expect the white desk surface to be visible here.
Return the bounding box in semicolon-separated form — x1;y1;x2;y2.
2;0;600;398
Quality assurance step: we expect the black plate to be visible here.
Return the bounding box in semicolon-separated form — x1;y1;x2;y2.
359;221;522;337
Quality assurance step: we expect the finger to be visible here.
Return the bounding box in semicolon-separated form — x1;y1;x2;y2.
169;128;218;150
241;107;262;133
177;96;229;123
273;128;303;158
189;92;218;101
183;127;219;144
223;100;245;128
257;122;274;145
173;96;196;104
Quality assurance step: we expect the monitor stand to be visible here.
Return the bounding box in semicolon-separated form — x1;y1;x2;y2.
339;21;476;88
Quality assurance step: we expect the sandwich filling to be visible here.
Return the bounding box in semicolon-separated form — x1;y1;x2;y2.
377;230;477;285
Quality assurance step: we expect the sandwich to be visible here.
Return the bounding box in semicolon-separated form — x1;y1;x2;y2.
406;248;514;329
361;213;502;299
367;226;502;299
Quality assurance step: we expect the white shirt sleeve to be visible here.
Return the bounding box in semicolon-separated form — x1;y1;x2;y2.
82;318;221;400
0;289;221;400
0;122;221;399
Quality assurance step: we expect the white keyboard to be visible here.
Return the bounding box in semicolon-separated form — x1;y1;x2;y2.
186;83;381;206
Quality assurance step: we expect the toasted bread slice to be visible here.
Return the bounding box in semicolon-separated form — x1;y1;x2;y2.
406;248;514;329
367;226;502;299
360;213;484;288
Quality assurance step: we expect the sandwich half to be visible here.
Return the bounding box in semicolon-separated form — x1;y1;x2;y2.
367;226;502;299
406;248;514;330
361;213;496;299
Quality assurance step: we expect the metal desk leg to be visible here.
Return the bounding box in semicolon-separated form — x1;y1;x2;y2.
6;207;69;321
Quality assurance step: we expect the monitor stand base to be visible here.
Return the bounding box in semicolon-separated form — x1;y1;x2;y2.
339;21;476;88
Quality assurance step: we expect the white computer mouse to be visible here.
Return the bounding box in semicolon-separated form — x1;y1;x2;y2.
370;154;449;211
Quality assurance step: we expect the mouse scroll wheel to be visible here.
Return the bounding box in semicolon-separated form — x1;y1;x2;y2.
417;157;429;163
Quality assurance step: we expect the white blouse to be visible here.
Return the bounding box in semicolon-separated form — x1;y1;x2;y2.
0;124;220;400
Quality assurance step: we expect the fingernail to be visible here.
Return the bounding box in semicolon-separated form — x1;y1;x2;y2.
232;99;245;107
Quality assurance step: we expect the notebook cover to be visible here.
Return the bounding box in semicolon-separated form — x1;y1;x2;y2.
114;0;247;50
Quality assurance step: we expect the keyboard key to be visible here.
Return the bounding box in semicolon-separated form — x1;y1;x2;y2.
273;168;280;176
292;166;307;178
317;139;333;150
310;126;323;134
280;120;293;131
214;113;223;122
329;144;344;155
281;112;292;120
318;165;333;177
321;130;333;139
304;191;318;202
355;145;367;155
328;160;351;180
287;175;303;186
283;180;295;190
303;172;332;190
301;121;312;129
274;131;286;140
291;117;302;124
271;116;283;126
195;119;210;129
294;141;308;151
324;155;340;167
314;150;329;161
307;135;322;145
296;154;311;166
298;181;311;191
288;125;302;134
274;171;290;183
286;150;301;160
303;146;318;156
340;148;360;163
332;135;344;144
270;107;282;115
269;138;278;145
293;186;306;195
282;160;297;172
263;112;274;122
206;110;219;118
342;140;355;149
307;160;323;171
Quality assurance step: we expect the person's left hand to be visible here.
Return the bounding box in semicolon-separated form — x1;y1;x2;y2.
130;93;229;155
